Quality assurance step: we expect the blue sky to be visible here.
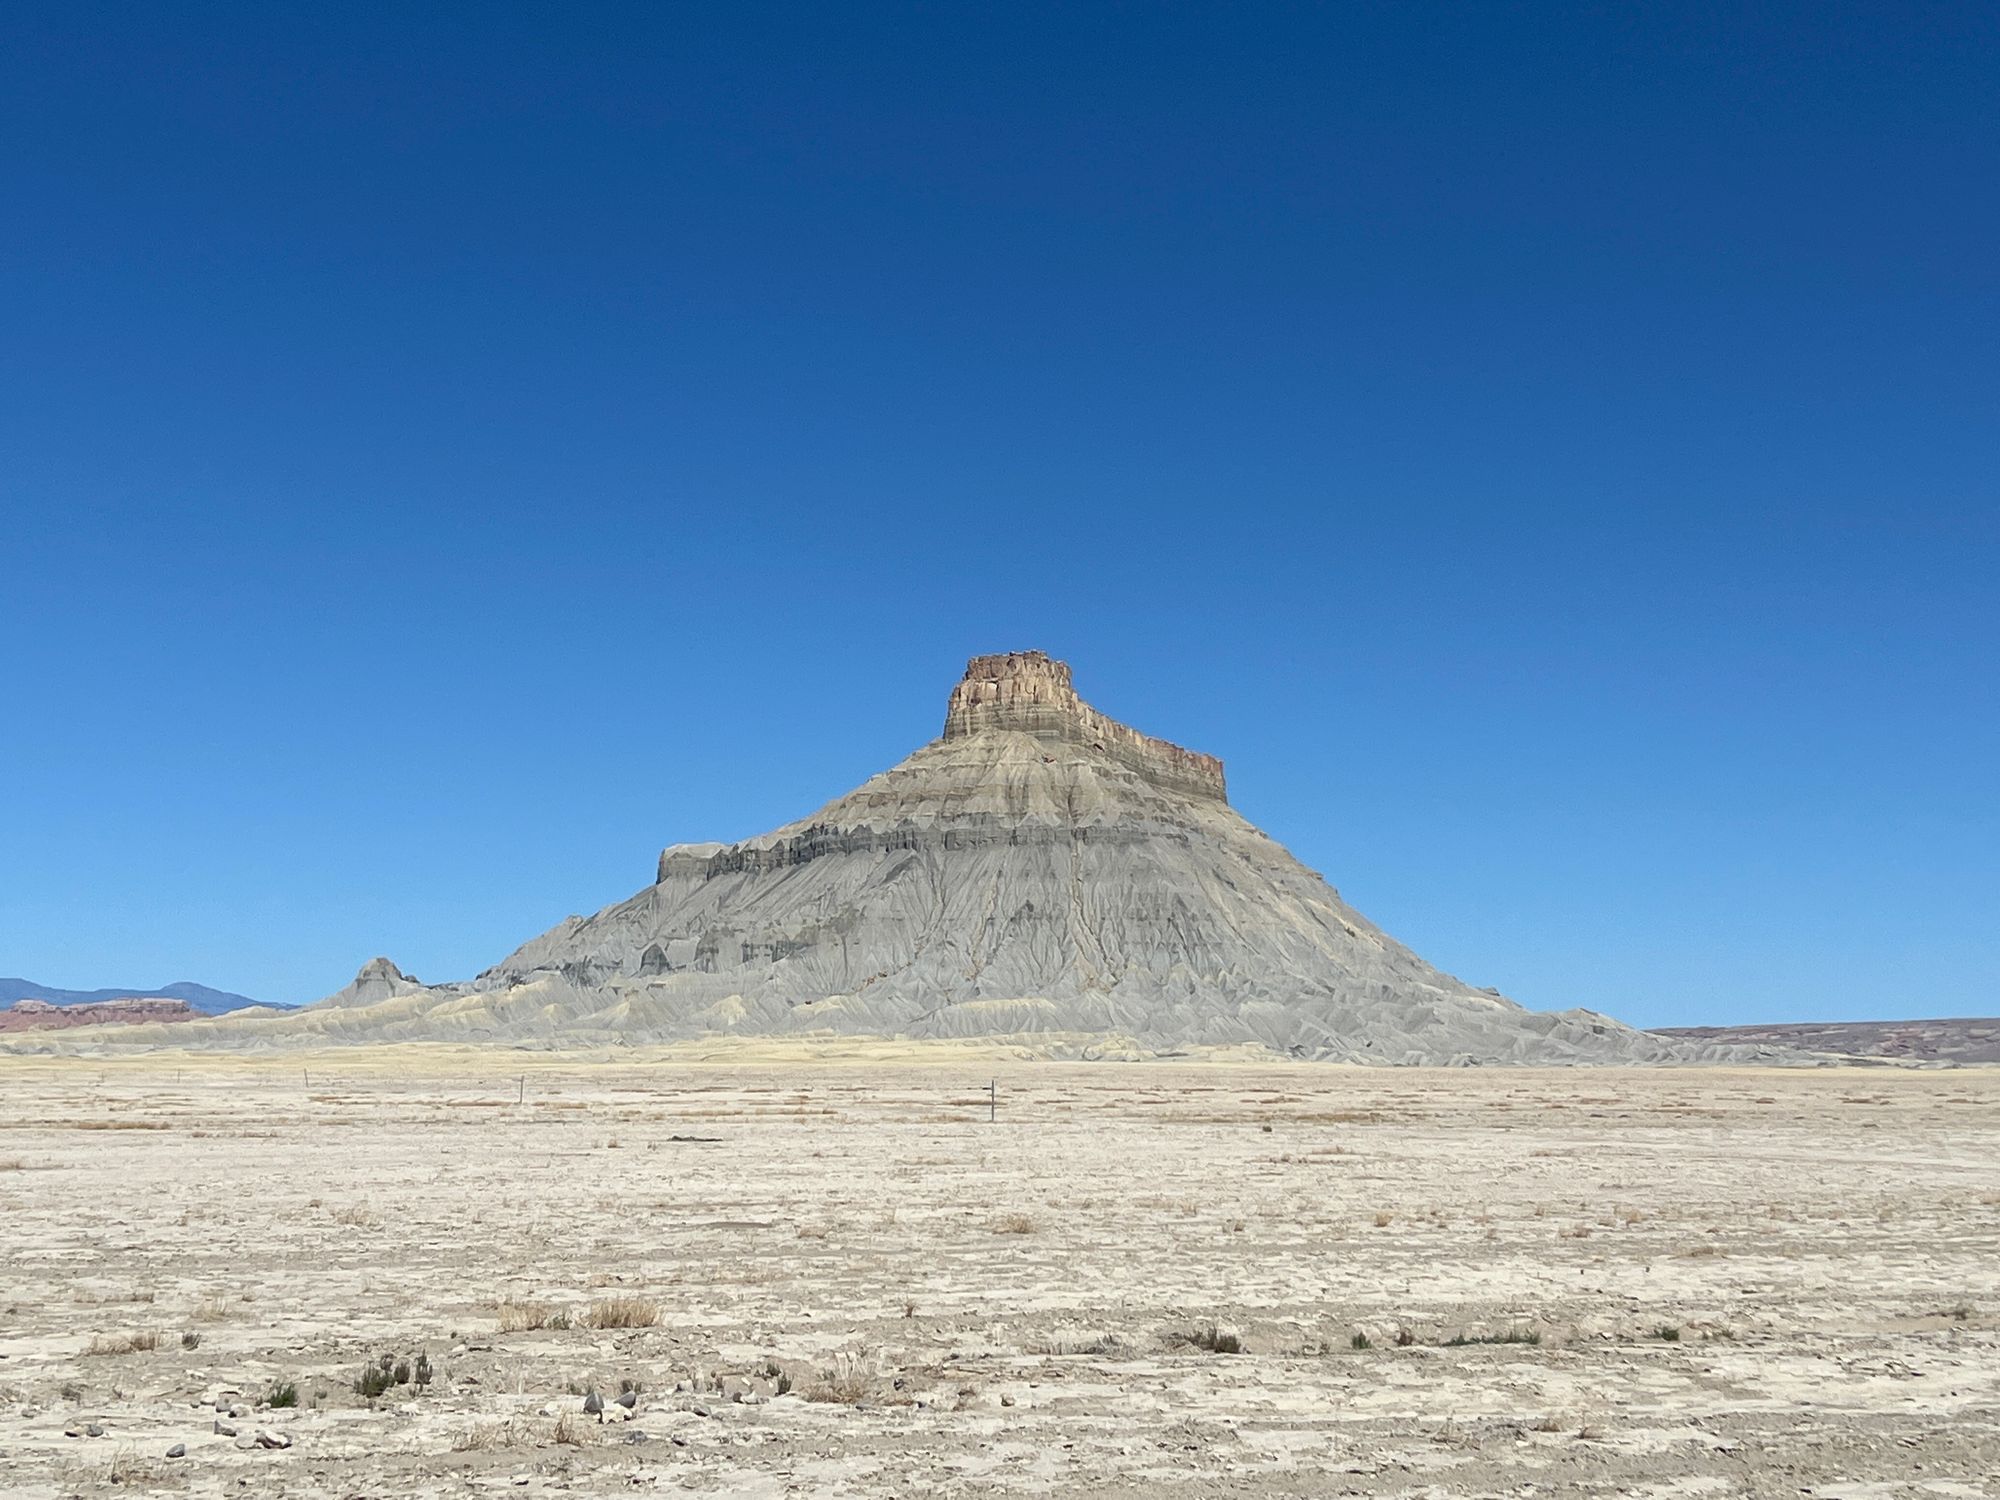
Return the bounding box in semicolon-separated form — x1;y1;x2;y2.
2;2;1994;1024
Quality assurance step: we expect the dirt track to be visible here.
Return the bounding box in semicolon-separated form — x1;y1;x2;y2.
2;1054;1996;1497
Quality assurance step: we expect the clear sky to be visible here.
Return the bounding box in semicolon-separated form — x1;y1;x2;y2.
2;3;1994;1025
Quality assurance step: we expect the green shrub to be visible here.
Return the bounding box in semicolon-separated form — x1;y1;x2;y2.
355;1363;395;1398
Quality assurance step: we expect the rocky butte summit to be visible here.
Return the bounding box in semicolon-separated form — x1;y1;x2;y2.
64;650;1754;1064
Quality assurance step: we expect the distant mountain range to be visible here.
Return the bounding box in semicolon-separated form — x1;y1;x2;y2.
1654;1018;1999;1067
0;978;280;1015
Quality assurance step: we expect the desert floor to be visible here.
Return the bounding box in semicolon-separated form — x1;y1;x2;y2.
1;1053;1996;1498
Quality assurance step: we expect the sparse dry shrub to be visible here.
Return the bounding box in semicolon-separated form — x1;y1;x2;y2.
1031;1333;1125;1356
1444;1326;1540;1347
587;1295;659;1329
803;1366;870;1403
798;1350;873;1403
1169;1321;1242;1355
551;1411;590;1446
990;1213;1037;1235
331;1204;378;1227
452;1420;518;1451
78;1447;164;1486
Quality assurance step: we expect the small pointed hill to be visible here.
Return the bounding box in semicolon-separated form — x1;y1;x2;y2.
9;652;1774;1062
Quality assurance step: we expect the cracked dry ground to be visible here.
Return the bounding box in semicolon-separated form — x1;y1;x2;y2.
1;1057;1996;1497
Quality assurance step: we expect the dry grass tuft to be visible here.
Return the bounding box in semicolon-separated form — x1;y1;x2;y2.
63;1120;169;1131
586;1295;660;1329
990;1213;1038;1235
551;1411;591;1446
495;1299;570;1332
84;1331;160;1356
72;1287;155;1307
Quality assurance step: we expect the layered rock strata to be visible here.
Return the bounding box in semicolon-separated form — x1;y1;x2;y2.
942;651;1227;802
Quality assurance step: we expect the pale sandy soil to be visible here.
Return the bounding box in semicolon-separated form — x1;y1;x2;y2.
1;1052;1996;1497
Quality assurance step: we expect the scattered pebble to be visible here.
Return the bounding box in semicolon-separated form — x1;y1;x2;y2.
166;1443;186;1458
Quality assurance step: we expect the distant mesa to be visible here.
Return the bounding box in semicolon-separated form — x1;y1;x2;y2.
0;978;275;1017
0;997;200;1032
4;653;1791;1063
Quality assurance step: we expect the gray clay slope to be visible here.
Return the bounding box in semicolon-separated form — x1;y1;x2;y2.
290;652;1719;1062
